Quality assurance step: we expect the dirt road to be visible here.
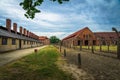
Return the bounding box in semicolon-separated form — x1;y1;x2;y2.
0;46;47;66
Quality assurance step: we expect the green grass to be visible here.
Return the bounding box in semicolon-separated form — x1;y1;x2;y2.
77;45;117;52
0;45;74;80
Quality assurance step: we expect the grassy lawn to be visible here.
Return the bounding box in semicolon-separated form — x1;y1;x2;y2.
77;45;117;52
0;46;74;80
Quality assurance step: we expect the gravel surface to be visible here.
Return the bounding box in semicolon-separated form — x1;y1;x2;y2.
0;46;47;66
57;57;94;80
60;46;120;80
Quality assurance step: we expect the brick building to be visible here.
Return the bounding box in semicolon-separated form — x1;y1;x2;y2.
94;32;118;45
39;36;50;45
62;27;119;47
0;19;41;52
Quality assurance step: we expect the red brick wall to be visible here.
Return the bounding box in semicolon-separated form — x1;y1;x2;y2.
6;19;11;32
13;23;17;33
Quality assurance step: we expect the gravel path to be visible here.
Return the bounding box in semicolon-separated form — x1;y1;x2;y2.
0;46;47;66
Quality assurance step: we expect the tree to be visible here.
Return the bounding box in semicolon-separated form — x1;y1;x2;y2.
112;27;120;59
50;36;60;44
20;0;69;19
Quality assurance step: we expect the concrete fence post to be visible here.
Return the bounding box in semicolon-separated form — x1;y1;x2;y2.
108;44;110;52
64;49;66;57
78;53;81;68
59;42;61;52
34;49;38;53
92;44;94;53
34;49;38;61
117;39;120;59
100;43;102;52
100;40;102;52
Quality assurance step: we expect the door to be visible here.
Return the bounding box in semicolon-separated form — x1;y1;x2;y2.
85;40;88;46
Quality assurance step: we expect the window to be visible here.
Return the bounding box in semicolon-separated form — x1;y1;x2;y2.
89;34;91;38
2;37;7;45
24;40;26;45
27;41;29;44
12;38;16;45
30;41;32;45
78;40;80;45
86;35;89;39
101;37;104;40
83;34;85;38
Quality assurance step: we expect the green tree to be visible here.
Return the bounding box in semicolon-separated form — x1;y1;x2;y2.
20;0;69;19
50;36;60;44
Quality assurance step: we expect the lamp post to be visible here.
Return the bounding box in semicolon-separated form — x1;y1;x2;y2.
112;27;120;59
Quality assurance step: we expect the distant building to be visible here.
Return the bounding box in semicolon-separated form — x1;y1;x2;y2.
39;36;50;45
0;19;41;52
94;32;118;45
62;27;119;47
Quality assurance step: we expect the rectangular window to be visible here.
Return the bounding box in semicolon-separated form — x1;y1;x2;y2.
83;34;85;38
86;35;88;39
2;37;7;45
12;38;16;45
24;40;26;45
31;42;33;44
27;41;29;44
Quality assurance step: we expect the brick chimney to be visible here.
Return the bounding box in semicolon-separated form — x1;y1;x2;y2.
31;32;32;38
13;23;17;33
20;26;23;35
27;30;29;37
24;28;26;36
29;32;31;37
6;19;11;32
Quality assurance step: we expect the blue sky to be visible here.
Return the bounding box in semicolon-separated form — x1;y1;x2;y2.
0;0;120;39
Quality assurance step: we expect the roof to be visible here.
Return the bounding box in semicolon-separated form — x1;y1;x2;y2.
94;32;120;40
39;36;49;40
62;27;120;41
0;26;40;42
62;27;89;41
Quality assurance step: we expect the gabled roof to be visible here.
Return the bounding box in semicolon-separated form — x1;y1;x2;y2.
0;26;40;42
62;27;89;41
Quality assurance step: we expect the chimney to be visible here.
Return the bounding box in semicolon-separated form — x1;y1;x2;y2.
29;32;31;37
31;32;33;38
13;23;17;33
32;33;34;38
20;26;23;35
27;30;29;37
6;19;11;32
24;28;26;36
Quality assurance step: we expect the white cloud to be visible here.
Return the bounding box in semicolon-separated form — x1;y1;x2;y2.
0;0;26;20
0;0;119;39
35;12;63;22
